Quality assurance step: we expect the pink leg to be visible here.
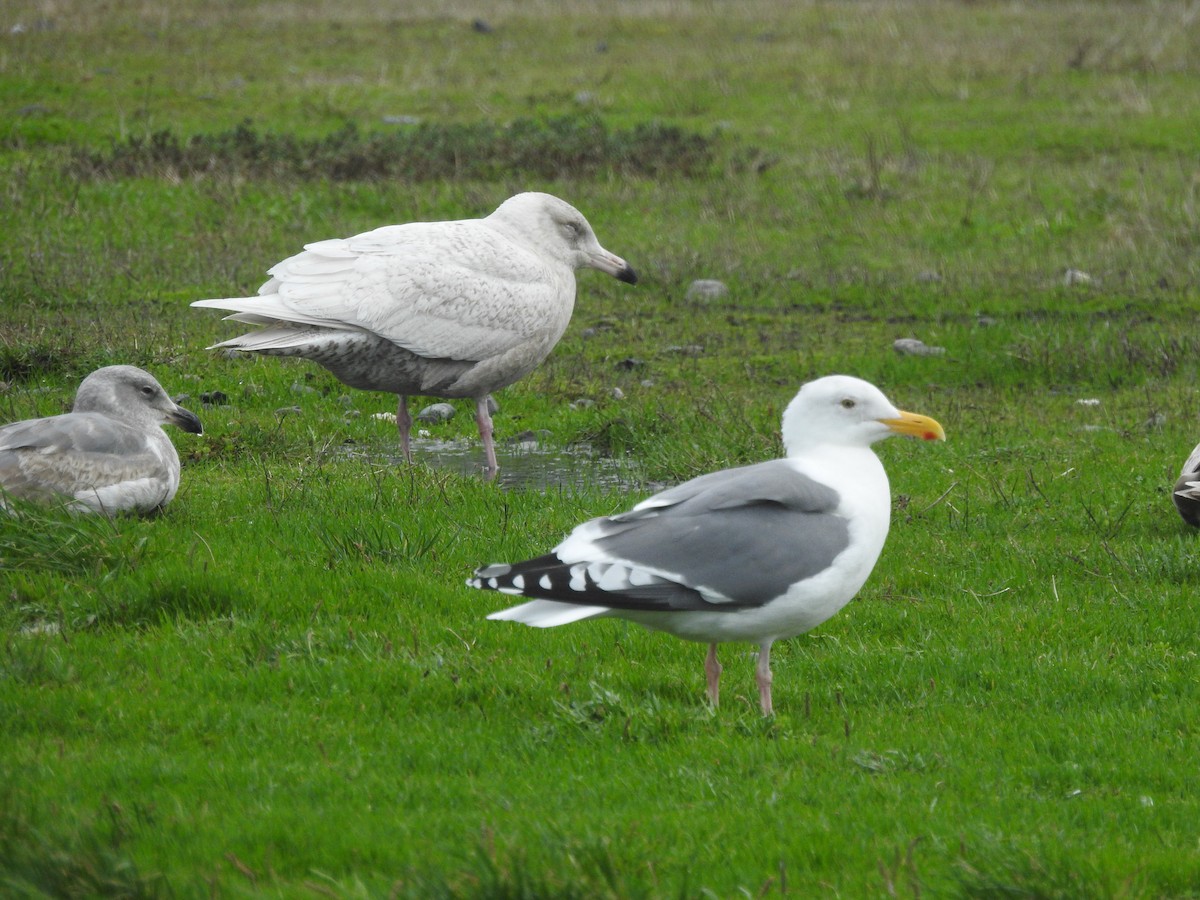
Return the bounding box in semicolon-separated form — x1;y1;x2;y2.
704;643;722;707
475;395;499;478
396;396;413;462
756;642;774;716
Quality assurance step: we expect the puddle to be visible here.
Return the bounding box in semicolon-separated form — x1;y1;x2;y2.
337;437;643;492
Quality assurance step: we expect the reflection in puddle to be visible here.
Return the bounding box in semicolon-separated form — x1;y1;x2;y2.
338;437;642;492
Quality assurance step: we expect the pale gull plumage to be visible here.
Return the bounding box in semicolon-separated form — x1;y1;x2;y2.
0;365;203;515
469;375;946;715
191;192;637;477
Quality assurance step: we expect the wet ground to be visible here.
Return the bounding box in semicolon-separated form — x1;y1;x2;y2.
339;435;644;493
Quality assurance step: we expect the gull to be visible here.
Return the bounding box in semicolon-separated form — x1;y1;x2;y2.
1173;441;1200;526
192;192;637;477
469;375;945;715
0;365;203;515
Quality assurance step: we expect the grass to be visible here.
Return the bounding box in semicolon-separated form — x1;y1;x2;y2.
3;0;1200;895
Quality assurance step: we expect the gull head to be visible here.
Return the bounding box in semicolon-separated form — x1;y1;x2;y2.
488;192;637;284
781;374;945;455
73;365;204;435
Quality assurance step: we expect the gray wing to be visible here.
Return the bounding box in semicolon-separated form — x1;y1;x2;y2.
590;460;849;607
0;413;167;501
470;460;856;613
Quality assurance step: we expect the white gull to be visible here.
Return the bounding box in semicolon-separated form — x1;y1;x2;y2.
469;375;945;715
192;192;637;477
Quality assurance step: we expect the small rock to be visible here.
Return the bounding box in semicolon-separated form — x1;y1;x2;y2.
472;18;493;33
275;406;303;416
1064;268;1092;286
290;382;317;396
616;357;645;370
343;410;361;419
916;270;943;283
581;327;598;338
200;390;229;405
640;379;655;388
893;338;946;357
19;620;60;636
976;315;997;328
570;398;596;410
574;91;598;106
610;387;625;400
1075;398;1101;407
1143;412;1166;431
686;279;729;303
416;402;456;424
381;114;421;126
665;344;705;356
336;394;354;407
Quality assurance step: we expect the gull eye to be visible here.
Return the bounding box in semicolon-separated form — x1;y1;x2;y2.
840;398;856;409
140;385;156;397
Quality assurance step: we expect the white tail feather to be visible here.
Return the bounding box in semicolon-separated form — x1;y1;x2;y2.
487;600;609;628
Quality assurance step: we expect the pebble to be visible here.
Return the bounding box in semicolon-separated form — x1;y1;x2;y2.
570;398;596;410
1064;268;1092;286
290;382;317;396
893;338;946;357
616;357;645;370
416;402;456;424
610;387;625;400
200;390;229;405
686;279;729;302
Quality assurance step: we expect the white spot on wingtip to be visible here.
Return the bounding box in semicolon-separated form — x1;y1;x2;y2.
569;564;587;592
539;574;552;590
511;574;525;590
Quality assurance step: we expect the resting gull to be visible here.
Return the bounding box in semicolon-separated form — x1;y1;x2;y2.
1172;441;1200;526
0;365;203;515
192;192;637;477
469;375;945;715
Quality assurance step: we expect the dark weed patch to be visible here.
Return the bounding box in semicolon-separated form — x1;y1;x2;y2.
0;791;165;899
317;521;439;568
69;116;719;183
0;340;103;386
0;503;151;579
401;836;659;900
